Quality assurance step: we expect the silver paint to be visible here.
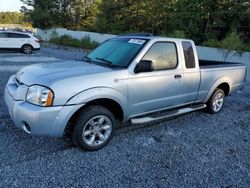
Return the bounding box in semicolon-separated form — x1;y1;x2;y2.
4;36;247;137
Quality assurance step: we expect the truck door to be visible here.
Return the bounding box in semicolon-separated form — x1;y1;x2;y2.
181;41;200;103
128;41;184;116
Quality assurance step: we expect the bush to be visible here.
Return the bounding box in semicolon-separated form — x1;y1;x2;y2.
203;30;250;61
202;39;220;48
203;30;250;52
166;30;186;38
219;31;246;52
50;35;99;50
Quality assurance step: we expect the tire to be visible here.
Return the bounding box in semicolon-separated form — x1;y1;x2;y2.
207;88;225;114
21;44;33;54
72;106;116;151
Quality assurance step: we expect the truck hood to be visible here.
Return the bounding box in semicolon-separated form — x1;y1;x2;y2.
16;61;111;86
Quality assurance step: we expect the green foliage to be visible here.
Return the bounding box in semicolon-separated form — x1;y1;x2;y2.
203;39;221;48
165;30;186;39
67;0;100;31
0;12;24;24
95;0;174;34
203;30;250;51
220;31;246;52
50;30;59;39
21;0;60;29
50;35;99;50
21;0;250;51
0;11;32;27
21;0;99;30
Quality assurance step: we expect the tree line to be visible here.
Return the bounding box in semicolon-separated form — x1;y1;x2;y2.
20;0;250;50
0;12;24;24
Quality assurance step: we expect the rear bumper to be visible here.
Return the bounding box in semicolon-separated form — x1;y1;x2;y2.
33;47;40;51
4;85;83;137
231;82;245;93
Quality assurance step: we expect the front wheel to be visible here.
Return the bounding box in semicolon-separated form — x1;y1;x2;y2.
207;88;225;114
72;106;116;151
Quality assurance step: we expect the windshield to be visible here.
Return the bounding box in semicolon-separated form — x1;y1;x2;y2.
87;38;148;68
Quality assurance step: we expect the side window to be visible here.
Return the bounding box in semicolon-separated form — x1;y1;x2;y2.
0;33;7;38
7;33;30;38
142;42;177;71
182;41;195;68
20;34;30;38
7;33;19;38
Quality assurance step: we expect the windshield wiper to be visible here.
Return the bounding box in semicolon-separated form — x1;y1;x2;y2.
96;57;113;64
95;57;122;68
83;56;92;63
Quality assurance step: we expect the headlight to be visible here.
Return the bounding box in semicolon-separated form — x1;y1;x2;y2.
26;85;54;107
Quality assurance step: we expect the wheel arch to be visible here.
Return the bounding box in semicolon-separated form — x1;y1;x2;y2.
217;83;230;96
64;98;124;137
203;77;232;103
21;43;34;49
70;98;124;122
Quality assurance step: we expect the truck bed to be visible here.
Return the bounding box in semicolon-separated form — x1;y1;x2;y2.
199;59;245;69
197;59;247;103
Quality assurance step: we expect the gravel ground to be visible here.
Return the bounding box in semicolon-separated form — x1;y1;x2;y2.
41;43;86;61
0;49;249;187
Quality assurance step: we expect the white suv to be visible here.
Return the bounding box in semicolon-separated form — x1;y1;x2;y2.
0;31;40;54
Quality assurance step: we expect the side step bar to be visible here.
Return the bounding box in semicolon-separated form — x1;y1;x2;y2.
131;104;207;124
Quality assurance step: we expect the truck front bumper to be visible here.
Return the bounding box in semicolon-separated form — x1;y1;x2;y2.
4;84;82;137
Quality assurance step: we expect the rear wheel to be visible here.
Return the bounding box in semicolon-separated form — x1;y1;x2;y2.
207;88;225;114
21;44;33;54
72;106;116;151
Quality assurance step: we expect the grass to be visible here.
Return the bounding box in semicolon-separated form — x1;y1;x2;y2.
49;35;99;50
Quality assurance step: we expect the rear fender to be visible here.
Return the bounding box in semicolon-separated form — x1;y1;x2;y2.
203;77;232;103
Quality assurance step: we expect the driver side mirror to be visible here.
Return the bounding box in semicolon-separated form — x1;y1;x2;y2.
134;60;154;73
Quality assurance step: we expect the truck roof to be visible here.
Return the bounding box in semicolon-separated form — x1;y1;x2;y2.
117;35;193;43
0;30;33;36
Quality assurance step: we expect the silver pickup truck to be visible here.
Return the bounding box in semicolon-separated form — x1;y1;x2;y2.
4;36;247;150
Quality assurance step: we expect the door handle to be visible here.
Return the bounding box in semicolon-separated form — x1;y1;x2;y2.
174;74;182;79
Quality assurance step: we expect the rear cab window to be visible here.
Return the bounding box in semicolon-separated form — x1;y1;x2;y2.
182;41;195;69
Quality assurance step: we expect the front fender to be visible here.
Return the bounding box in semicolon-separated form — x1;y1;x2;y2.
203;76;232;103
66;87;129;119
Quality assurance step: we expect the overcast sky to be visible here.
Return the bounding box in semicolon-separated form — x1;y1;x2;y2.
0;0;25;12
